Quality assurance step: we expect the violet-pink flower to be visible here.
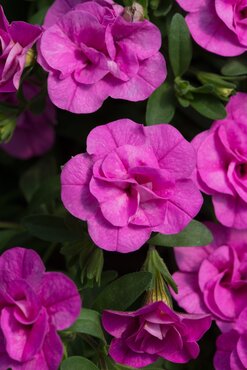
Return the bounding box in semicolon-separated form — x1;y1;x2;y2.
176;0;247;56
172;223;247;331
192;93;247;229
0;6;41;92
38;0;166;114
214;308;247;370
61;119;203;253
0;80;57;159
102;301;211;368
0;247;81;370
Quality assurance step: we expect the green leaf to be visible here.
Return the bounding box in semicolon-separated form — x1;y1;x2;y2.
93;272;152;312
146;82;176;124
149;220;213;247
168;13;192;76
221;60;247;76
19;158;57;202
190;94;226;120
67;308;105;342
29;6;49;24
29;175;60;209
61;357;99;370
22;215;78;243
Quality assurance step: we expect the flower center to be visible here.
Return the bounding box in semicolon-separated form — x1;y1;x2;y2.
236;162;247;178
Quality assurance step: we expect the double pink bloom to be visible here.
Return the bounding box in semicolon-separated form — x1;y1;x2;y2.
38;0;166;113
61;119;203;253
0;247;81;370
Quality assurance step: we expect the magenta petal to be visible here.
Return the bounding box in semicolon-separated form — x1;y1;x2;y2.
174;246;212;272
175;0;210;12
213;193;247;229
41;325;64;370
180;313;211;341
38;272;81;330
111;17;162;60
1;306;48;362
9;22;42;47
47;74;109;114
102;311;133;338
87;119;146;158
109;338;158;368
186;8;246;56
44;0;82;28
197;131;234;195
172;272;207;314
61;154;98;221
154;180;203;234
0;247;45;289
0;6;9;31
87;209;151;253
145;124;196;179
2;112;56;160
108;53;166;101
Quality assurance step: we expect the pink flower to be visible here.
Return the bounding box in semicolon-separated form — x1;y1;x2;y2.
38;0;166;114
61;119;203;253
0;247;81;370
176;0;247;56
0;80;56;159
192;93;247;229
214;308;247;370
0;6;41;92
172;223;247;331
102;301;212;368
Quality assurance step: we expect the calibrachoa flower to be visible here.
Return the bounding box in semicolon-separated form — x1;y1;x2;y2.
192;93;247;229
176;0;247;56
172;223;247;331
0;247;81;370
0;80;56;159
214;308;247;370
61;119;203;253
102;301;212;368
0;6;41;92
38;0;166;114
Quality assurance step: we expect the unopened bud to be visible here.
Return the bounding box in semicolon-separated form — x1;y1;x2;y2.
123;2;144;22
25;48;35;68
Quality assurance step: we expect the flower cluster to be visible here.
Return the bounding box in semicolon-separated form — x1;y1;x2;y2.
61;119;202;252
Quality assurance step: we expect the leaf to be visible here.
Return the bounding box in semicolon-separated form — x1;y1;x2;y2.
168;13;192;76
61;357;99;370
22;215;78;243
67;308;105;342
146;82;176;124
19;158;57;202
93;272;152;312
29;175;60;209
190;94;226;120
221;60;247;76
149;220;213;247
